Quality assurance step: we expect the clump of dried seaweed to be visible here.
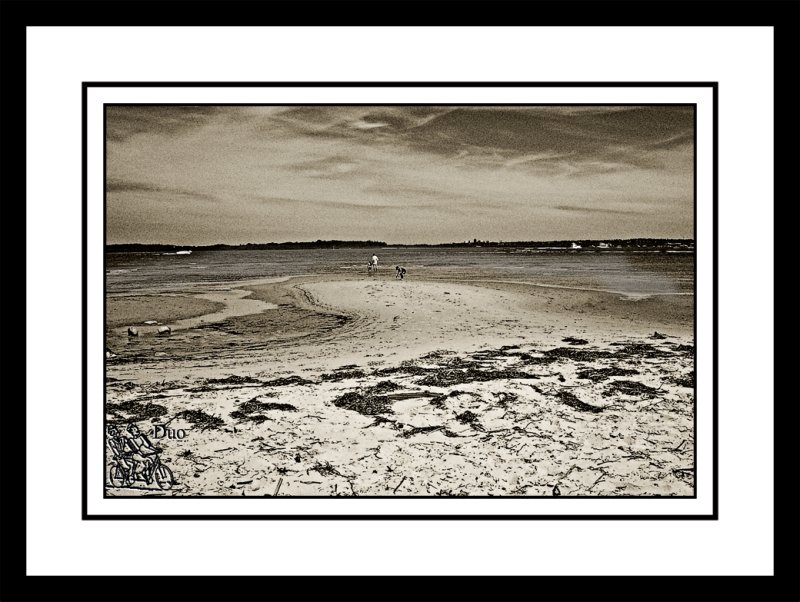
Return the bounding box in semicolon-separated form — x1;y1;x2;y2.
612;343;672;358
603;380;661;398
185;374;265;392
418;350;456;361
557;391;603;413
174;409;225;430
106;400;168;421
374;364;434;377
429;395;448;409
230;397;297;422
107;380;137;390
576;367;639;382
399;425;444;438
206;375;262;385
672;371;695;388
309;461;344;478
320;369;366;382
416;366;537;387
371;380;403;394
263;375;313;387
470;348;517;361
455;410;480;424
562;337;589;345
331;388;398;416
544;347;615;361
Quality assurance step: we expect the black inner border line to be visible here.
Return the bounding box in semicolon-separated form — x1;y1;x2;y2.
86;82;716;519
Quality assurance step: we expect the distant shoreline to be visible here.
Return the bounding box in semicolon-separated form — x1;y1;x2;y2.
106;238;694;253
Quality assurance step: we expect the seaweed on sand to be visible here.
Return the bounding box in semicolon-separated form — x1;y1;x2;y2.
363;415;395;428
331;388;398;416
455;410;480;424
399;425;444;438
309;461;344;478
107;380;137;390
320;369;366;382
246;415;271;424
263;375;313;387
557;391;603;413
174;409;225;430
418;350;456;361
206;375;262;385
374;364;434;377
520;353;560;365
230;398;297;422
370;380;403;394
428;395;448;409
544;347;615;361
470;348;514;361
672;371;695;388
612;343;672;358
562;337;589;345
603;380;661;398
576;367;640;382
416;366;537;387
106;400;168;421
186;374;265;392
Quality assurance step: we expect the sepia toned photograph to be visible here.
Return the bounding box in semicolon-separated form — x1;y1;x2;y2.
104;104;696;498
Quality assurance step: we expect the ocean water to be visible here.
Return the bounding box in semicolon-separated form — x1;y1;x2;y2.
106;247;694;298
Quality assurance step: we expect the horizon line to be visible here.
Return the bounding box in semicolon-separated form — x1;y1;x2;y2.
107;237;695;247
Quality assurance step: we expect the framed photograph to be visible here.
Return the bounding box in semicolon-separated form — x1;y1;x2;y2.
4;1;797;599
87;84;715;520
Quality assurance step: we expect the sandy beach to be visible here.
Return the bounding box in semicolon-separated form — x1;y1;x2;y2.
105;269;695;497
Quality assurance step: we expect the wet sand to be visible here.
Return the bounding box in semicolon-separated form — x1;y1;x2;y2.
105;273;694;497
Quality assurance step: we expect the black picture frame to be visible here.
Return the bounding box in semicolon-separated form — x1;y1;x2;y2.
2;1;797;600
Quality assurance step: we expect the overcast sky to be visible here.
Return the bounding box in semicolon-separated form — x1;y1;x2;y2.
106;105;694;245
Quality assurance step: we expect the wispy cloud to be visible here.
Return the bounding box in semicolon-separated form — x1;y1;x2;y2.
350;119;390;130
107;178;218;202
553;204;643;215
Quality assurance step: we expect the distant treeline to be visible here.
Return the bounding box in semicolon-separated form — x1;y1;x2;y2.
106;240;389;253
391;238;694;249
106;238;693;253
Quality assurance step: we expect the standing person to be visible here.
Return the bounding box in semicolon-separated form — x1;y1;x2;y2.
371;253;379;272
